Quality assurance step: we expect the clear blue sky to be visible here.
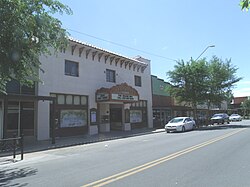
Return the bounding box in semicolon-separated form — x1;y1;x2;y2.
57;0;250;97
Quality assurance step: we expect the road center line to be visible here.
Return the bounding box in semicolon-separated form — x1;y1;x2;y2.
82;128;245;187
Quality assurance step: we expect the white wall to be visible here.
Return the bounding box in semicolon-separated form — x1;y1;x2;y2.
38;41;153;138
37;101;50;140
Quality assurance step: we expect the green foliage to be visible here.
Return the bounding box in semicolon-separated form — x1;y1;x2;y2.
241;99;250;117
241;99;250;108
0;0;72;94
167;56;242;118
167;58;208;108
205;56;242;108
240;0;250;11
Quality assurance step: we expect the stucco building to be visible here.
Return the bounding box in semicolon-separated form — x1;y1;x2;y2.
0;38;153;141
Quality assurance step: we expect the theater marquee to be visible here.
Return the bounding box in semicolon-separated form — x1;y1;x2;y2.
96;83;139;103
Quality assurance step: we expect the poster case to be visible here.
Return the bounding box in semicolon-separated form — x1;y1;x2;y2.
60;110;87;128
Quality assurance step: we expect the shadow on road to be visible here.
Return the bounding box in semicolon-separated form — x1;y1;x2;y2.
196;124;250;131
0;167;37;187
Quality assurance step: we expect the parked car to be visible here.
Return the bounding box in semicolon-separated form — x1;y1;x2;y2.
165;117;196;133
229;114;242;121
210;113;230;125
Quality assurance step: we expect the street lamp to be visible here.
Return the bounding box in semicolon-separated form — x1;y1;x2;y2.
195;45;215;61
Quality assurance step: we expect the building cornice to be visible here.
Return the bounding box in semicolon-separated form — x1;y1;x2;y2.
66;37;148;73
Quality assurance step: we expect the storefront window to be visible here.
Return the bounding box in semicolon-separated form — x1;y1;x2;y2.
74;96;80;105
60;109;87;128
66;95;73;105
7;101;34;136
58;95;65;104
130;110;142;123
81;96;87;105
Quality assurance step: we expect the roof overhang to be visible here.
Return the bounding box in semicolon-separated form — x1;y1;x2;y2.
67;37;148;73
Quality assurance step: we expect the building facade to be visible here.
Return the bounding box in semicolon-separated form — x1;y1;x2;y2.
0;38;153;141
230;96;249;115
151;75;229;127
152;75;193;128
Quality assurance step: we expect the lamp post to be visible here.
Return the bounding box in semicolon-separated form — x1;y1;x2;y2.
195;45;215;61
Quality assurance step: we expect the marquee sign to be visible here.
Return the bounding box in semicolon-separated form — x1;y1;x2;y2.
96;93;109;101
111;93;138;101
96;83;139;103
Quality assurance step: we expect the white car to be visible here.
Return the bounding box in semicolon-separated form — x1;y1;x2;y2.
165;117;196;133
229;114;242;121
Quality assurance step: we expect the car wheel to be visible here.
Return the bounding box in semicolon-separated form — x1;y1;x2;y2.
222;120;224;124
182;126;185;132
193;124;196;130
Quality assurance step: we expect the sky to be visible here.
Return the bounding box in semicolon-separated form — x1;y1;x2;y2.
56;0;250;97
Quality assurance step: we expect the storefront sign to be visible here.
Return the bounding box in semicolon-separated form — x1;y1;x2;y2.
111;94;138;101
96;93;109;101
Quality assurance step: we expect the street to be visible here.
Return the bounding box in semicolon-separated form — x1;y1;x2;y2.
1;121;250;187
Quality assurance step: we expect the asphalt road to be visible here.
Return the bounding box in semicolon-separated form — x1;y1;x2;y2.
1;121;250;187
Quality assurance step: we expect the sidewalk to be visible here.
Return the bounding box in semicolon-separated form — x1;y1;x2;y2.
0;128;165;158
1;124;240;159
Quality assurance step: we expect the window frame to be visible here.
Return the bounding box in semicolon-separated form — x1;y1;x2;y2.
134;75;142;87
65;60;79;77
106;69;116;83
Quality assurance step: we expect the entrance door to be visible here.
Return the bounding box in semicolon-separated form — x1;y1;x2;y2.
110;107;122;130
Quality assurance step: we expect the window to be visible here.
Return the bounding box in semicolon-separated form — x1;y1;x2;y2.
65;60;79;77
6;79;35;95
57;95;65;104
52;93;88;106
66;95;73;105
106;69;116;83
60;110;87;128
130;110;142;123
135;75;142;87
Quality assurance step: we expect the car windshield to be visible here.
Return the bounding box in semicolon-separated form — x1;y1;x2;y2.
231;114;238;116
212;114;223;117
170;118;184;123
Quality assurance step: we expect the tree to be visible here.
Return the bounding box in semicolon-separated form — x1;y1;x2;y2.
241;99;250;118
0;0;72;93
167;56;242;121
205;56;242;110
167;58;208;120
240;0;250;11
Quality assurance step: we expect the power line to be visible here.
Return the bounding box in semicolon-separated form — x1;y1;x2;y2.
66;28;177;62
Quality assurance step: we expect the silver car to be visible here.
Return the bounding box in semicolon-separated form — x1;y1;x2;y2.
229;114;242;121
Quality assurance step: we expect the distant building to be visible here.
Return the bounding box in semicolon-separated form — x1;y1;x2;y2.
230;96;249;114
151;75;192;128
151;75;229;127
